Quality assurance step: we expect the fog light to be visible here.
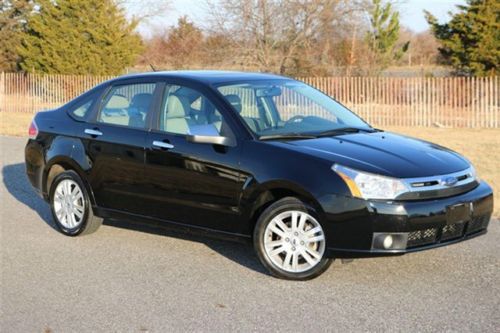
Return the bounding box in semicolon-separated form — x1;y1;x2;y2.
383;235;393;249
372;233;408;250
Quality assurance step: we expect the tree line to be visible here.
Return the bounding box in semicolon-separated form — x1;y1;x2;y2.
0;0;498;76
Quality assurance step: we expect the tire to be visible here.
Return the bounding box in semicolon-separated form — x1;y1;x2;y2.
253;197;333;280
49;170;102;236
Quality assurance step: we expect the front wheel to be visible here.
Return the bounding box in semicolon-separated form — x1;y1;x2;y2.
253;197;332;280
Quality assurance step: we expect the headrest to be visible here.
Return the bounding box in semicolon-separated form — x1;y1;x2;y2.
131;93;153;110
166;95;187;118
225;94;242;113
106;95;129;109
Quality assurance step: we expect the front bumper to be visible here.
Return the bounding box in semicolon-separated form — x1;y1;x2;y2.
320;181;494;258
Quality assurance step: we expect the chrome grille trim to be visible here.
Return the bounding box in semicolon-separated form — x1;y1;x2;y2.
402;167;476;193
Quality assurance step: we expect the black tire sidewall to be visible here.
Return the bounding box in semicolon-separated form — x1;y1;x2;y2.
49;170;90;236
253;197;332;280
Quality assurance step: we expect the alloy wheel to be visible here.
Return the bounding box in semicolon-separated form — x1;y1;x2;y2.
53;179;85;229
263;210;326;273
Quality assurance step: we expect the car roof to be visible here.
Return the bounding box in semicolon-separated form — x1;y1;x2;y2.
113;70;290;85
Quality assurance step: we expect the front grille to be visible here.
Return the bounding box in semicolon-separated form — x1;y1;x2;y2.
406;215;489;249
396;181;478;200
395;167;478;201
407;228;438;248
441;222;465;241
466;216;489;234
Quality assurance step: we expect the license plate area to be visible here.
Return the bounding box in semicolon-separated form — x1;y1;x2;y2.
446;203;471;224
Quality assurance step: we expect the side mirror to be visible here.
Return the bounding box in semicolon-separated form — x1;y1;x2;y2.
186;135;236;147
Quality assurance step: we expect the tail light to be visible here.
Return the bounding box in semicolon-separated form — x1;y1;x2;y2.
28;118;39;139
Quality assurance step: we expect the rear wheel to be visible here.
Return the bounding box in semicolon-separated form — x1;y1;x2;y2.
49;170;102;236
253;197;332;280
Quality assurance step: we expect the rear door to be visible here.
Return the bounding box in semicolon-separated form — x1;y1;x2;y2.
80;80;162;214
142;82;245;233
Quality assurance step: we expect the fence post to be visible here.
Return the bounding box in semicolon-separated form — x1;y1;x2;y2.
0;73;498;128
0;72;4;112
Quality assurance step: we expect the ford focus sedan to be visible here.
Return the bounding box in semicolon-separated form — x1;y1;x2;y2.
25;71;493;280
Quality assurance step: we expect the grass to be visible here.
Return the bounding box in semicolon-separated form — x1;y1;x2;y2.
0;111;34;137
1;111;498;216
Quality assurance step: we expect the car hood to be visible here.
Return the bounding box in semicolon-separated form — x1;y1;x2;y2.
281;131;470;178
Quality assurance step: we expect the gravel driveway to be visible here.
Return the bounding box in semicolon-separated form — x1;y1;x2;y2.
1;135;499;332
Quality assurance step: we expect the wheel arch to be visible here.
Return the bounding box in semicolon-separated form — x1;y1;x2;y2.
43;156;96;206
243;180;325;235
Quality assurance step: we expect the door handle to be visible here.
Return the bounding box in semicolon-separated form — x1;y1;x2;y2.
152;140;174;150
84;129;103;136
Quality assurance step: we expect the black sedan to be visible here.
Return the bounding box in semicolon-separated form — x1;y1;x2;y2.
25;71;494;280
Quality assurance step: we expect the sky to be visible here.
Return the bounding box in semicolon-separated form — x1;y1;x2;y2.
126;0;466;38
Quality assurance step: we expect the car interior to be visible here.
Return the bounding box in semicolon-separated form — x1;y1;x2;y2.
160;86;232;137
98;84;156;129
95;82;342;138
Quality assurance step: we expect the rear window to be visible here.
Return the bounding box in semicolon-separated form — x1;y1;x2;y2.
97;83;156;129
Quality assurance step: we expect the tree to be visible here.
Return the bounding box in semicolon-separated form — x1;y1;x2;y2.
425;0;499;76
0;0;33;71
398;29;441;67
206;0;352;75
18;0;143;75
365;0;408;71
139;17;207;70
164;16;204;68
314;0;370;76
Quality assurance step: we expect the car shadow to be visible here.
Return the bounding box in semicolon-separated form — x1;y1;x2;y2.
1;162;268;276
1;163;57;229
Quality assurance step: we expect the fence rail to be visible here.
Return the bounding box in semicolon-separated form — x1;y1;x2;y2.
1;73;498;128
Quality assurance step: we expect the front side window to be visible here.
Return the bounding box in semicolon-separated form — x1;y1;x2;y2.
217;80;371;137
159;85;231;137
98;83;156;129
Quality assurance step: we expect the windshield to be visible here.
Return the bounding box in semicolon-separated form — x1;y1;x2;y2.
217;79;372;138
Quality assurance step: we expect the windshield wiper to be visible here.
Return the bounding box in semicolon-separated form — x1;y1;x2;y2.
315;127;377;137
259;128;380;140
259;133;317;141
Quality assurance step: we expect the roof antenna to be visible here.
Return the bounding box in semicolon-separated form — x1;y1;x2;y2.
149;63;158;72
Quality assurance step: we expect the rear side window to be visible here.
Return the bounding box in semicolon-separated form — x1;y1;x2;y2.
98;83;156;129
68;94;96;120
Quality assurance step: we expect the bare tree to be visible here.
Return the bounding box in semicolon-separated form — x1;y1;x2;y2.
206;0;368;75
136;0;439;75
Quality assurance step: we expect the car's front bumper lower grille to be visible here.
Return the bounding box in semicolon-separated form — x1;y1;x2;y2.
441;222;466;241
407;216;490;248
407;227;438;247
466;215;490;234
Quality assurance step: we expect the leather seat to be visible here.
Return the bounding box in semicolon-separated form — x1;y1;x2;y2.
165;95;192;134
128;93;152;128
224;94;262;132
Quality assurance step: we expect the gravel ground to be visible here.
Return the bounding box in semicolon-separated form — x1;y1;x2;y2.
1;135;499;332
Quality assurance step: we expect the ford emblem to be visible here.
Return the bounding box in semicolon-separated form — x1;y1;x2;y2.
441;176;458;186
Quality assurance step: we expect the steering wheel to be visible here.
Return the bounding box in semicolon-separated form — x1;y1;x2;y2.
285;115;306;124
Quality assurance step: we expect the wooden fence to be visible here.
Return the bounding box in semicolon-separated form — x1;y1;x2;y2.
0;72;498;128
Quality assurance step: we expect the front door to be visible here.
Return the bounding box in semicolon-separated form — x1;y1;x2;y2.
143;83;245;233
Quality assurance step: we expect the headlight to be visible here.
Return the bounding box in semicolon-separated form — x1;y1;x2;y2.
332;164;409;200
469;165;480;181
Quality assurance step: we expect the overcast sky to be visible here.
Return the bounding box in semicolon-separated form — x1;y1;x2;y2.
126;0;465;38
